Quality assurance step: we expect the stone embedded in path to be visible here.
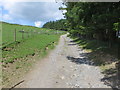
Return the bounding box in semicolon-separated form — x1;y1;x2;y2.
75;84;80;88
74;68;77;71
72;74;77;77
56;81;58;83
60;76;65;80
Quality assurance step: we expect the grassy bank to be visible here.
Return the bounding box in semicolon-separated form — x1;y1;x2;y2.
2;34;60;64
2;22;65;64
1;22;65;88
2;34;62;88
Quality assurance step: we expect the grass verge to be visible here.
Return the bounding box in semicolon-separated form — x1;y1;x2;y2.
2;34;61;88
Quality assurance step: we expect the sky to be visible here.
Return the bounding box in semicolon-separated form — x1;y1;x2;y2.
0;0;65;27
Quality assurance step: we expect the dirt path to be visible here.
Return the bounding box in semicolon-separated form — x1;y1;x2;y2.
17;34;111;88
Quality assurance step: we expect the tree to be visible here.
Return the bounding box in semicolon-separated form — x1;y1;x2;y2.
62;2;120;47
43;19;68;31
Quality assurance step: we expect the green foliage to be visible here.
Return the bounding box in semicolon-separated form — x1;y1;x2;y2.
113;22;120;31
63;2;120;46
43;19;68;31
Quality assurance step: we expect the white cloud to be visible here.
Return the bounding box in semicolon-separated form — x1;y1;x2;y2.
2;14;12;20
0;0;57;2
35;21;42;27
0;1;64;26
0;8;2;20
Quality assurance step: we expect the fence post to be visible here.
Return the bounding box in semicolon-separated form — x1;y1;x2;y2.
31;30;32;37
28;32;29;38
22;31;24;39
14;29;16;42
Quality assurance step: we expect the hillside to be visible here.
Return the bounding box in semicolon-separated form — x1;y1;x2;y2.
1;22;65;87
1;21;61;47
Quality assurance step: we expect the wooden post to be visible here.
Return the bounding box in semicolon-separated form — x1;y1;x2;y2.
28;32;29;38
22;31;24;39
14;29;16;42
31;30;32;36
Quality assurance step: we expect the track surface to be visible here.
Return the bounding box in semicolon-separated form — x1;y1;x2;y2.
17;34;111;88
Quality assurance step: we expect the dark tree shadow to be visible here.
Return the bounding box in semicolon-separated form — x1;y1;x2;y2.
69;38;80;43
101;68;120;89
67;55;119;89
68;43;77;46
67;38;120;89
66;56;94;65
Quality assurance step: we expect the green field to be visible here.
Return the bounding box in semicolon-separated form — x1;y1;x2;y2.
1;22;61;47
1;22;64;64
1;22;65;87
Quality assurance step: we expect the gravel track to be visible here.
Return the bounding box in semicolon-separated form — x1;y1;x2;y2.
17;34;111;88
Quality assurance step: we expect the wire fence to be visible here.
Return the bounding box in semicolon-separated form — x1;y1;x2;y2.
2;29;64;48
